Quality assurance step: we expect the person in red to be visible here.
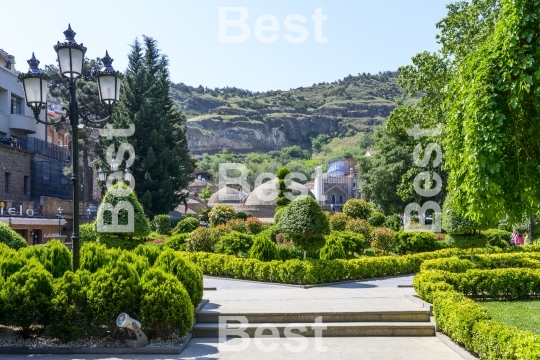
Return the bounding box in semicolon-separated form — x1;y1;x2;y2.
183;197;188;214
514;231;524;245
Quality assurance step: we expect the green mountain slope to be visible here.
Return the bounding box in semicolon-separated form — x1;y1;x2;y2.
170;71;413;155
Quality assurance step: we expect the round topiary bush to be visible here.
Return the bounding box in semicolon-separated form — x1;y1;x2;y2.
370;228;396;254
342;199;373;220
1;260;53;338
274;206;288;224
236;211;248;220
140;268;194;339
319;236;346;260
173;217;200;234
43;240;72;278
368;211;386;227
214;231;254;258
0;221;27;250
0;249;28;280
483;229;512;248
164;233;190;251
80;242;111;273
329;213;349;231
198;207;211;223
326;231;365;258
133;243;162;266
47;270;92;341
208;205;237;226
79;222;98;244
154;249;203;307
250;233;280;261
245;217;263;234
153;214;172;235
116;250;150;278
345;218;373;242
20;245;48;263
394;231;437;254
87;261;141;330
279;195;330;254
98;233;145;250
186;227;221;252
226;218;247;233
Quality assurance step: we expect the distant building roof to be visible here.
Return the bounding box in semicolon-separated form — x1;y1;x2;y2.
364;150;378;157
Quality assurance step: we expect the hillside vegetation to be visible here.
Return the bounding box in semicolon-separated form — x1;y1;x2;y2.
170;72;415;154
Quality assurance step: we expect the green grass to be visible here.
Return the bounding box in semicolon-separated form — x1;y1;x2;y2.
479;300;540;334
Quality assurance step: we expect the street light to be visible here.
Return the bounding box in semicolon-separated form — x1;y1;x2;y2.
87;207;91;222
18;25;123;271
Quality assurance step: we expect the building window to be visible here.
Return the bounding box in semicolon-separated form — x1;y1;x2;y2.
11;96;22;115
57;140;63;147
4;173;10;193
340;195;343;203
24;176;29;195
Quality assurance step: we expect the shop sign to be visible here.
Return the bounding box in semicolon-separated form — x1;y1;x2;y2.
0;204;34;217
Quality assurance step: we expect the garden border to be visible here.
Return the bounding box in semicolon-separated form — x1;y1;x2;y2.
0;299;210;355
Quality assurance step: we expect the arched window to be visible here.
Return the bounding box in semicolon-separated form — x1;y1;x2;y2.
340;195;343;204
331;195;336;204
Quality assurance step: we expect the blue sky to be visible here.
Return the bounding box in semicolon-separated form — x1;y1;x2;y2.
3;0;450;91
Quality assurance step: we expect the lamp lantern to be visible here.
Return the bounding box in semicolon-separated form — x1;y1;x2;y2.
96;51;123;111
98;165;107;182
54;24;87;80
124;167;132;183
18;53;50;119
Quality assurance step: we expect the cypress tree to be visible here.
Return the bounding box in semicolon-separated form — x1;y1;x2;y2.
106;36;194;218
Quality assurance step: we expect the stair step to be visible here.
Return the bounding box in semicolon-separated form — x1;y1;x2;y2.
196;310;430;324
193;322;435;338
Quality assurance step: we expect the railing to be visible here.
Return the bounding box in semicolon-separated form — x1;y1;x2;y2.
19;137;70;161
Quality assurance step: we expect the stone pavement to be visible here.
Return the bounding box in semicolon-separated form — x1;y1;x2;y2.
0;275;465;359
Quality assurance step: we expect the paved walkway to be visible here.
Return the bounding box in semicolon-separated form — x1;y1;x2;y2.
1;275;464;359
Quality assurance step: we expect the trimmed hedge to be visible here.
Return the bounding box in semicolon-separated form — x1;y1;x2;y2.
250;234;280;261
0;221;28;250
394;231;437;255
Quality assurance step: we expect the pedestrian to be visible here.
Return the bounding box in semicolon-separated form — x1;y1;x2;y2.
515;231;524;245
183;197;188;214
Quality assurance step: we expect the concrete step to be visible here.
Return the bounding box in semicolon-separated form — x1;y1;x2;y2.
193;322;436;338
196;310;431;324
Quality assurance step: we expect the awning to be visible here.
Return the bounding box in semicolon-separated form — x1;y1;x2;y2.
0;217;66;226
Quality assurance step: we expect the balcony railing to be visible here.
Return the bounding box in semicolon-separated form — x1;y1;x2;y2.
19;137;70;161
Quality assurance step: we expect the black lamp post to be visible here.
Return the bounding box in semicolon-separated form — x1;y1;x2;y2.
18;25;123;271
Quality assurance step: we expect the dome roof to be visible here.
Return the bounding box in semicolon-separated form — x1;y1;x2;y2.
244;179;311;206
207;186;241;205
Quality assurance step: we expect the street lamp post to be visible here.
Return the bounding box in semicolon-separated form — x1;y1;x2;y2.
18;25;123;271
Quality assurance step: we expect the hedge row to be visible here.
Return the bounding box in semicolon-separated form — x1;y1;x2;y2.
180;246;540;285
433;291;540;359
420;252;540;273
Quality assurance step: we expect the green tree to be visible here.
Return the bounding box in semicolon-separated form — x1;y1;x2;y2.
445;0;540;223
199;184;213;201
279;195;330;257
105;36;194;218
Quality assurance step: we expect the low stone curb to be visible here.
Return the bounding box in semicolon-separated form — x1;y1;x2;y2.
204;274;415;289
0;299;210;355
404;295;433;315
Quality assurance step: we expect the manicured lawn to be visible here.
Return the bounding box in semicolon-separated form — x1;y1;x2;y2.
479;300;540;334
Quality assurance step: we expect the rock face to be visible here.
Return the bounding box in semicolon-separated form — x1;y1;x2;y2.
186;101;396;154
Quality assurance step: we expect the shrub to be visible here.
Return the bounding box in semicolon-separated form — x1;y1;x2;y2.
446;233;488;249
277;245;305;261
164;233;190;251
329;213;349;231
198;207;211;223
0;221;27;250
420;257;475;273
226;218;247;233
276;167;291;179
20;245;48;263
116;250;150;278
370;228;395;254
79;222;98;244
0;247;27;280
274;206;287;224
279;195;330;253
384;214;403;232
215;231;254;258
186;227;221;252
276;168;292;207
208;205;237;226
236;211;248;220
342;199;372;220
43;240;72;278
87;262;141;330
394;231;437;255
80;242;111;273
250;233;280;261
173;216;200;234
326;231;365;258
95;182;151;239
133;243;162;266
98;233;145;250
154;249;204;306
246;217;263;234
345;218;372;241
47;270;92;340
368;211;386;227
442;201;485;234
320;236;346;260
483;229;511;248
153;214;172;235
140;268;194;338
1;260;53;338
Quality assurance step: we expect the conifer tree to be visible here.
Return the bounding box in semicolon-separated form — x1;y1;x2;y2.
105;36;194;218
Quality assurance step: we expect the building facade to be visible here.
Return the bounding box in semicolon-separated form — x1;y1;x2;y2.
313;158;360;210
